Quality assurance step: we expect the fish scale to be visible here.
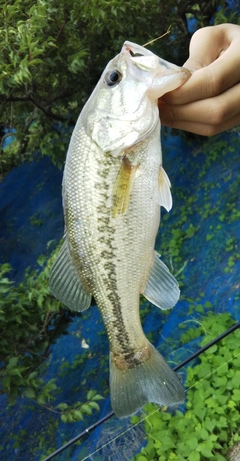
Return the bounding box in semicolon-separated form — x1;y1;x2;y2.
50;41;191;417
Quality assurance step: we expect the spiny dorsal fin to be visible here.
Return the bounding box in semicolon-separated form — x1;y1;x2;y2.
49;239;92;312
142;251;180;309
158;166;172;211
112;157;138;217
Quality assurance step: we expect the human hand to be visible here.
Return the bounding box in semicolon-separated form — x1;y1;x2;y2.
158;23;240;136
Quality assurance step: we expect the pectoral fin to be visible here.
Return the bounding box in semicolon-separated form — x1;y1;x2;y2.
158;166;172;212
112;157;138;217
142;251;180;309
49;239;92;312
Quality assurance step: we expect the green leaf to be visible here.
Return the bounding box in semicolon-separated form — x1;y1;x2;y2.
200;448;213;457
88;401;100;411
87;389;96;400
198;441;214;457
2;377;12;392
61;414;68;423
232;389;240;402
73;410;83;421
7;356;19;369
177;442;190;457
92;393;104;401
189;451;200;461
37;395;46;405
228;400;236;409
28;58;44;66
186;437;198;450
8;368;23;377
81;404;92;415
28;371;38;381
232;370;240;387
57;403;68;411
194;405;206;421
199;429;209;441
24;388;36;399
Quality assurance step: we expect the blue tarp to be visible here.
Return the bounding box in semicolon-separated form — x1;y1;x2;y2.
0;128;240;461
0;155;63;283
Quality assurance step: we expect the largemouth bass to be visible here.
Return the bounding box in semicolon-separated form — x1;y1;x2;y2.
49;42;190;418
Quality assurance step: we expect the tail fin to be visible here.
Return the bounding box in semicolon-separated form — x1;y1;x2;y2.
110;343;184;418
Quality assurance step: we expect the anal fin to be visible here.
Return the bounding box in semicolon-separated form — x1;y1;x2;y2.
49;239;92;312
142;251;180;309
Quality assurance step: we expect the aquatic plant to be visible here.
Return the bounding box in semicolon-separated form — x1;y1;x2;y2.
132;313;240;461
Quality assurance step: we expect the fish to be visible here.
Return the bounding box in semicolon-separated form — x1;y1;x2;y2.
49;41;190;418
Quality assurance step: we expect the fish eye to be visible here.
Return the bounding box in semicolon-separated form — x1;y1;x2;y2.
105;69;122;86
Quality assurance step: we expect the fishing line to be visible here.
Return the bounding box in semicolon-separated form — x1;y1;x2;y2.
186;349;240;393
143;26;171;47
42;321;240;461
174;320;240;371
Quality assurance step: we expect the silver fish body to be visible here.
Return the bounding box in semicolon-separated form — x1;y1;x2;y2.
50;42;190;417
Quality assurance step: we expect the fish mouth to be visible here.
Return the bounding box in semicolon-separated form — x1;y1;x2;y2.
129;49;144;58
123;41;155;58
122;41;160;74
122;40;187;77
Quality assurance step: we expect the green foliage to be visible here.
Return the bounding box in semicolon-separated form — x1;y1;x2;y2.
179;312;235;345
159;195;198;285
0;249;103;423
132;313;240;461
29;212;44;227
0;0;227;174
0;254;63;403
214;3;240;26
57;390;104;423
